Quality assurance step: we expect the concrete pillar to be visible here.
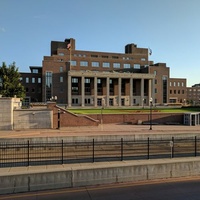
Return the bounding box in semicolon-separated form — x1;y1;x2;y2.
68;75;72;107
94;77;97;107
148;79;152;105
140;78;144;106
106;77;110;107
129;78;133;106
118;78;121;106
81;76;85;107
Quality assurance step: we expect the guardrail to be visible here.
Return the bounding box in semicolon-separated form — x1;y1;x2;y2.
0;136;199;168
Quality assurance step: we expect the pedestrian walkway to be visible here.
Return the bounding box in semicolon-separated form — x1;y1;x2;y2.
0;124;200;138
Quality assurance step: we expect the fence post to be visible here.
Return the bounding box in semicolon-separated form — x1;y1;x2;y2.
147;137;150;159
121;138;123;161
93;139;95;163
27;140;30;166
195;136;197;157
61;140;64;164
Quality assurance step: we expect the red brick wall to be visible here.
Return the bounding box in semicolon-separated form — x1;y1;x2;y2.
47;103;183;128
47;103;99;128
89;113;183;125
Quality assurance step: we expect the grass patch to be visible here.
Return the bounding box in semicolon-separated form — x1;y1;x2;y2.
67;107;200;114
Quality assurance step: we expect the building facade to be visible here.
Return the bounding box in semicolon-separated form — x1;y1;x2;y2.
169;78;187;104
19;37;188;107
187;83;200;105
42;38;166;107
20;66;42;105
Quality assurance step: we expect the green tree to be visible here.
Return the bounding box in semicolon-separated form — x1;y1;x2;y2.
0;62;25;98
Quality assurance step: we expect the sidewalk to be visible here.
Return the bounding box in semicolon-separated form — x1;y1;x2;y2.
0;124;200;138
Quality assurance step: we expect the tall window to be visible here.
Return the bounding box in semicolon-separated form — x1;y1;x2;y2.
60;76;63;82
85;78;91;94
162;76;168;103
174;82;176;86
38;78;41;83
32;77;35;83
45;72;52;101
60;67;63;72
26;77;29;83
72;78;79;95
71;61;77;66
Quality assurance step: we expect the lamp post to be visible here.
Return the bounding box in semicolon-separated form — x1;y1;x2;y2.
149;98;153;130
101;99;105;124
183;99;186;106
50;96;57;102
142;98;145;109
57;109;60;129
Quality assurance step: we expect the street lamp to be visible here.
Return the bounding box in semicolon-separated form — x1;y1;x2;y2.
57;109;60;129
50;96;57;102
149;98;153;130
142;98;145;109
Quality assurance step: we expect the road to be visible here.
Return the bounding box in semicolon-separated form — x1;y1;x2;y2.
1;176;200;200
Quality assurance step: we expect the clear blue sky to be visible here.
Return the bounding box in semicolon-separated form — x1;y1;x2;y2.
1;0;200;87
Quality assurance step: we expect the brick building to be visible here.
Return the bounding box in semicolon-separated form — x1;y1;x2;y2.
20;66;42;105
186;83;200;105
169;78;187;104
21;38;188;107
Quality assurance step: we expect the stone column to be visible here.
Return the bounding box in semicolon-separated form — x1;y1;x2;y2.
94;76;97;107
118;78;121;106
67;75;71;107
148;79;152;105
106;77;110;107
129;78;133;106
140;78;144;106
81;76;85;107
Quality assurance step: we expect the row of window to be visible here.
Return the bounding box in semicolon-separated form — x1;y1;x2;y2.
187;94;200;96
71;98;146;106
169;82;185;87
187;89;200;92
58;52;146;61
24;77;41;84
70;61;141;69
170;90;185;94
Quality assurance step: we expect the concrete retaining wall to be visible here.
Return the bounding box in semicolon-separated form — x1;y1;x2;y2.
0;98;21;130
13;109;53;129
1;133;200;143
1;157;200;194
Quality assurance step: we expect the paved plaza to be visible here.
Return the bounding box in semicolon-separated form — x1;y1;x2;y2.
0;124;200;138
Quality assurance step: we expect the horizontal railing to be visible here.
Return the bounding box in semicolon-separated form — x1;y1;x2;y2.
0;136;199;168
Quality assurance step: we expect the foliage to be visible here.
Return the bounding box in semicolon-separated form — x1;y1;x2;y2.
0;62;25;98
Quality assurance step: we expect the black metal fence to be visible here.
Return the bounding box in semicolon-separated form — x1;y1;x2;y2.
0;136;199;168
